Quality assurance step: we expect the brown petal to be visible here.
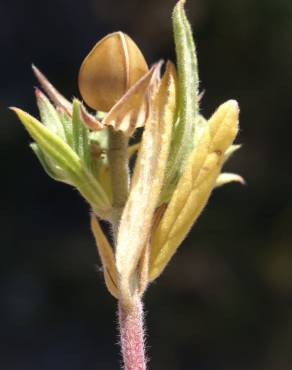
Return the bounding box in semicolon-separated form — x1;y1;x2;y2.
78;32;149;112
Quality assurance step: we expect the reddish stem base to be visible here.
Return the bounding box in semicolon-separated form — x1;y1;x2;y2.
118;298;147;370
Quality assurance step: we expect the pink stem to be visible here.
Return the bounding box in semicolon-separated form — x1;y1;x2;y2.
118;297;147;370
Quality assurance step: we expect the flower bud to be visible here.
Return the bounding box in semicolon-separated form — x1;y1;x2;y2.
78;32;149;112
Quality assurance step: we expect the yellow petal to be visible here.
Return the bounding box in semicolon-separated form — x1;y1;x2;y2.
115;62;177;308
149;100;239;281
78;32;148;112
215;172;245;187
102;63;161;136
90;214;119;298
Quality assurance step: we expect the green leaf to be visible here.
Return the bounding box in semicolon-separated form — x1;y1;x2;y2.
57;108;73;147
13;108;112;217
35;88;66;141
160;0;200;203
72;99;91;169
30;143;63;181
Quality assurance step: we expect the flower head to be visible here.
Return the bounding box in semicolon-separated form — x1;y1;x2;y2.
12;0;243;310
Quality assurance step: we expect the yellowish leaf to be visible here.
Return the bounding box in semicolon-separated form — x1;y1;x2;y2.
215;172;245;187
224;144;241;162
149;100;239;281
91;214;119;298
115;62;177;308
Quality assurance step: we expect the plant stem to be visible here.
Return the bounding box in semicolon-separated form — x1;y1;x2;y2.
108;128;129;239
118;297;147;370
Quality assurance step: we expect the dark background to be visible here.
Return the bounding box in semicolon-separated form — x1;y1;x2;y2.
1;0;292;369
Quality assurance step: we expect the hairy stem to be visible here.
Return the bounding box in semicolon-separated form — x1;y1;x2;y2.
108;128;129;239
118;297;147;370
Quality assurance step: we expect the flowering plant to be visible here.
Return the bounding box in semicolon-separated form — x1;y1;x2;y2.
12;0;243;368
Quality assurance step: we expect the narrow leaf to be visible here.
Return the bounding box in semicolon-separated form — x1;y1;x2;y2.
115;62;177;308
215;172;245;187
57;108;73;147
32;65;72;115
224;144;241;162
164;0;199;190
30;143;63;181
72;99;91;169
12;108;111;217
35;88;66;140
91;214;119;299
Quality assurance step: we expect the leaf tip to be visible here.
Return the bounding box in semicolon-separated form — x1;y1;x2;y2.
9;106;22;117
226;99;239;110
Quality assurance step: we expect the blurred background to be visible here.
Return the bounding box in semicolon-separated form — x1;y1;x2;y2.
1;0;292;369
